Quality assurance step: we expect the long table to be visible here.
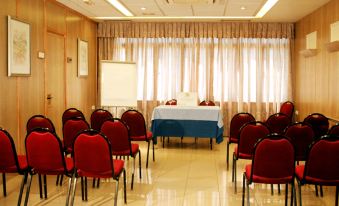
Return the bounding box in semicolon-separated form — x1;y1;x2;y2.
151;105;224;147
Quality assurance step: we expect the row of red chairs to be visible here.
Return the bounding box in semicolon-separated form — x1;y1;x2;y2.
240;133;339;206
1;108;154;205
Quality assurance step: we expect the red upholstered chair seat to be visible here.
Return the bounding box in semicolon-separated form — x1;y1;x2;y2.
112;144;139;156
234;146;251;159
77;159;124;178
245;164;293;184
295;165;339;185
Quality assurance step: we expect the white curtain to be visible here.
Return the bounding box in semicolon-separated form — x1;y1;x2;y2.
110;37;292;128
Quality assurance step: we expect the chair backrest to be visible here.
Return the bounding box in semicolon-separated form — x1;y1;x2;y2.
25;128;67;174
229;113;255;139
199;100;215;106
328;124;339;135
73;130;114;177
62;108;85;125
250;134;295;182
303;113;329;138
0;128;22;173
237;121;270;157
165;99;177;105
121;110;147;138
302;135;339;180
101;118;132;155
265;113;291;134
284;122;315;161
90;109;113;131
279;101;294;119
62;117;90;153
26;114;55;134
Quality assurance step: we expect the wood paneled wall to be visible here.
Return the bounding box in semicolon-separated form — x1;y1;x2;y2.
0;0;97;153
294;0;339;122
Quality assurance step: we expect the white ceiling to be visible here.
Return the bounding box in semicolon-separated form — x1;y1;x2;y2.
56;0;330;22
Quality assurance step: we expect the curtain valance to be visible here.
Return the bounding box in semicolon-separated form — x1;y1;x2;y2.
98;21;294;39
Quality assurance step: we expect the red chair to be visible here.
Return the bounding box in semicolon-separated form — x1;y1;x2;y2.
26;114;55;134
62;117;90;155
304;113;329;139
23;128;73;205
329;124;339;135
121;110;154;168
284;122;315;161
242;134;295;206
70;130;126;206
62;108;85;125
0;128;28;205
226;113;255;169
232;121;270;193
295;134;339;206
199;100;216;106
90;109;113;131
165;99;177;105
279;101;294;120
265;113;291;134
101;118;141;190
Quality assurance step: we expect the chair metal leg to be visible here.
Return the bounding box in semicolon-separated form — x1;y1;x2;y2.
226;141;230;170
81;177;84;201
315;184;319;196
298;180;302;206
123;169;127;204
152;139;155;161
70;177;77;206
146;141;150;168
131;156;135;190
242;173;245;206
38;174;43;199
210;138;212;150
234;155;237;193
85;177;88;201
114;177;120;206
320;185;323;197
66;175;73;206
2;173;6;196
56;175;59;186
162;136;165;148
271;184;274;195
247;178;250;206
138;150;142;179
43;175;47;198
24;174;33;206
17;173;28;206
335;186;338;206
92;178;96;188
285;184;288;206
96;178;100;188
278;184;281;194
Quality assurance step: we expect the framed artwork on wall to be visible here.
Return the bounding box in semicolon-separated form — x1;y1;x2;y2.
7;16;31;76
78;38;88;77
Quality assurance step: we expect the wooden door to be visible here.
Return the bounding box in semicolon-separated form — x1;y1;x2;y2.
46;32;65;135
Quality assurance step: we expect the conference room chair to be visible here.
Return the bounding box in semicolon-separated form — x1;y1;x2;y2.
23;128;73;205
284;122;315;162
62;108;85;125
226;112;255;170
265;113;291;135
63;117;90;155
242;134;295;206
199;100;216;106
165;99;177;105
295;134;339;206
329;124;339;135
90;108;113;131
26;114;55;134
0;128;28;205
279;101;294;120
304;113;329;139
121;109;154;168
232;121;270;193
26;114;58;195
70;130;126;206
101;118;141;190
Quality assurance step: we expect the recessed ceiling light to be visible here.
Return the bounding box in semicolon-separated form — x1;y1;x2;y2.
106;0;134;17
256;0;279;18
240;6;246;10
141;7;146;10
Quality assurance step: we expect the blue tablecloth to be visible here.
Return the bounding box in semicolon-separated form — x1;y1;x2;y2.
151;106;224;144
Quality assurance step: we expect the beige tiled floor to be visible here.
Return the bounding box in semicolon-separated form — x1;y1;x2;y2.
0;138;337;205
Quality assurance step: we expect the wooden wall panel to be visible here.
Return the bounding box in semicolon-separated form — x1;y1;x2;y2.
294;0;339;122
0;0;97;153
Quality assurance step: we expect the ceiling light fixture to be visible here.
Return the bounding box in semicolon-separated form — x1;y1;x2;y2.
255;0;279;18
240;6;246;10
141;7;146;10
94;16;255;20
106;0;133;17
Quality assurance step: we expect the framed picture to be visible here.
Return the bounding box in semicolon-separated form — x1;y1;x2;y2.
78;38;88;77
7;16;31;76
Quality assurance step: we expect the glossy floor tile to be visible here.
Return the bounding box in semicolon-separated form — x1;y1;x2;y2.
0;137;337;205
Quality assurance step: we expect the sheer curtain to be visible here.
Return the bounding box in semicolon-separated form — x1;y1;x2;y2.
109;37;291;129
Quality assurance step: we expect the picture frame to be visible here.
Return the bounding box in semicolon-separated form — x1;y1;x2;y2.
77;38;88;77
7;16;31;76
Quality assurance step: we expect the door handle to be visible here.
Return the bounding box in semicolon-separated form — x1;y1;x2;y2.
47;94;52;100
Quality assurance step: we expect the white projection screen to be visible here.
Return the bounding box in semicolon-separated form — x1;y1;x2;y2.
100;61;137;107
